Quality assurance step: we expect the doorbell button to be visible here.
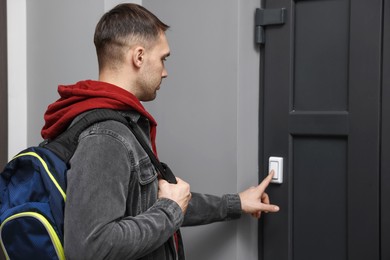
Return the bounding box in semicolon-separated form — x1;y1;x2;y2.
269;157;283;184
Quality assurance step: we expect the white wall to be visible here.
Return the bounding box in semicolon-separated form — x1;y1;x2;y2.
7;0;27;159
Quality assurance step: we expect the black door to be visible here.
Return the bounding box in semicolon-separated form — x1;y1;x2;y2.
258;0;389;259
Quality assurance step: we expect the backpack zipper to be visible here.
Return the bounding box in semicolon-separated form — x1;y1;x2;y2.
0;212;65;260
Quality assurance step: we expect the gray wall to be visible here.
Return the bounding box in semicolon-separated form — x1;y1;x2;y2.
26;0;103;145
21;0;261;259
143;1;260;260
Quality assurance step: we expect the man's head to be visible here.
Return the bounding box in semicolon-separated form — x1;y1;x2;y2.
94;3;169;71
94;3;170;101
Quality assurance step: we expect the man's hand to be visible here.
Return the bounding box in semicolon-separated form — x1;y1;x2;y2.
158;177;192;214
238;171;280;219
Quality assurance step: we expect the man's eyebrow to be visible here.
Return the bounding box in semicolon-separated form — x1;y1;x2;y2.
164;52;171;58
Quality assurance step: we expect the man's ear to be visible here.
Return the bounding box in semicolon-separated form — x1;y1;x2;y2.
132;46;145;68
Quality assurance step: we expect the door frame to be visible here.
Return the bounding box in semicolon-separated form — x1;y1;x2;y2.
381;0;390;258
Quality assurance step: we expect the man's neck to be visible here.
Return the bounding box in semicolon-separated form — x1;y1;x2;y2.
98;72;139;99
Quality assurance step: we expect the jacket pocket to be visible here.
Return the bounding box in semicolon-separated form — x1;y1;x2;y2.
136;157;158;185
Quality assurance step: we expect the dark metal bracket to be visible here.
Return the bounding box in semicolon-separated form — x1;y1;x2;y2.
255;8;286;44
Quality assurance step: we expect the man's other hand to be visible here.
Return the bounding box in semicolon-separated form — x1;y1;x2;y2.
158;177;191;214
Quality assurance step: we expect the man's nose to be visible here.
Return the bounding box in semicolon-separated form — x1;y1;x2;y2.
162;68;168;78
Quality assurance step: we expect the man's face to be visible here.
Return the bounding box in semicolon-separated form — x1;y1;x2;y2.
137;33;170;101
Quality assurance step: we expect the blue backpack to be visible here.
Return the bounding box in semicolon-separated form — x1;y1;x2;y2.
0;109;129;260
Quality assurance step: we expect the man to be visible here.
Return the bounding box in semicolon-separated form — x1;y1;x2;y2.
41;3;279;259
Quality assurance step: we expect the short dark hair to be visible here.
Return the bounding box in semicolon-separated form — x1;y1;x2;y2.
94;3;169;71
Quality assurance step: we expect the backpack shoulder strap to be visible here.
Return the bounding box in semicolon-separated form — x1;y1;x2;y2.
43;109;177;183
126;119;177;184
43;109;128;163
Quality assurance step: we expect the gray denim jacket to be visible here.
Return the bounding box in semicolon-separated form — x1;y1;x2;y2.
63;110;242;260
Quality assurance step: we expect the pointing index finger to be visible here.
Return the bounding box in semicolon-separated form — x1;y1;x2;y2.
257;170;275;192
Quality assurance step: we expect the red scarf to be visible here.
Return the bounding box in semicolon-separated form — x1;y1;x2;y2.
41;80;158;155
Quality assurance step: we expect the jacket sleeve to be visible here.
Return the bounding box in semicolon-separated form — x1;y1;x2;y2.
182;192;242;226
64;131;183;260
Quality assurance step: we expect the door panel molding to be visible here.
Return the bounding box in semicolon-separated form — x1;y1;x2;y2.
289;111;349;135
